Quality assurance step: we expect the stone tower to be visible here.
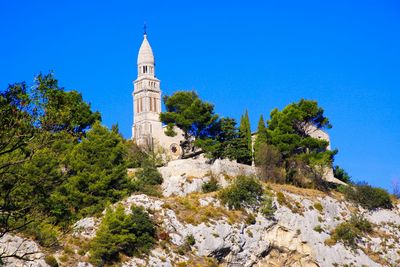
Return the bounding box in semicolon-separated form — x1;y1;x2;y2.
132;33;162;148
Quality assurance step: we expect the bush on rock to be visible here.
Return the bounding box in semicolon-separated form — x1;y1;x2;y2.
218;175;263;210
89;204;156;266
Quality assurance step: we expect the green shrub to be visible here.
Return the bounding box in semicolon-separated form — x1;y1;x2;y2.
313;225;323;233
276;192;286;206
89;204;156;266
331;215;373;247
131;180;162;197
344;183;392;210
26;221;59;248
136;161;163;185
218;175;263;210
245;213;256;225
130;160;163;197
260;195;276;218
185;234;196;246
44;255;59;267
313;202;323;213
336;184;347;193
331;222;359;247
202;177;220;193
349;215;373;233
333;165;351;183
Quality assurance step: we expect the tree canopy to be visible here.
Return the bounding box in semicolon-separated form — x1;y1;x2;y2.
205;117;250;162
160;91;219;157
160;92;253;164
254;99;337;188
266;99;332;160
0;73;141;261
253;115;267;155
238;110;252;165
33;73;101;136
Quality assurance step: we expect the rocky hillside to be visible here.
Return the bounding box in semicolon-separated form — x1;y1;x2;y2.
1;158;399;267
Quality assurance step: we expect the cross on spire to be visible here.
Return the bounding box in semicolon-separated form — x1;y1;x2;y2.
143;22;147;35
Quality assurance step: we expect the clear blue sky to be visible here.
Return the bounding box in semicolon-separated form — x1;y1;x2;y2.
1;0;399;191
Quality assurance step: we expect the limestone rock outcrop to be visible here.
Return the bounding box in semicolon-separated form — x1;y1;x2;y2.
2;158;399;267
0;234;49;267
159;157;256;197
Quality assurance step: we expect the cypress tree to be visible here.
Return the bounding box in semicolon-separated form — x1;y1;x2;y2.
238;110;252;165
254;115;268;156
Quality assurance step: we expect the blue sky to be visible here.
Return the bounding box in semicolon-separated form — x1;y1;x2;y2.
1;0;399;191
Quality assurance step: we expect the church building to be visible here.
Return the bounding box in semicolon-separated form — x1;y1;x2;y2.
132;32;183;158
131;31;332;162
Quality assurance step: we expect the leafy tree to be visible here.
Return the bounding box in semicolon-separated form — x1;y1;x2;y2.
0;73;103;262
160;91;219;158
49;121;131;222
0;82;36;241
261;99;337;188
205;117;249;162
238;110;252;165
161;92;254;164
23;73;101;225
253;115;268;157
255;143;285;183
89;205;156;266
213;117;238;159
267;99;331;158
1;73;139;263
33;73;101;136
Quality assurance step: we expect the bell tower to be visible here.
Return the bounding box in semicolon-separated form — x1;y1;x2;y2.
132;32;162;148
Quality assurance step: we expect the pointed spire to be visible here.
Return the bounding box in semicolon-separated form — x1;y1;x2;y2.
137;27;154;65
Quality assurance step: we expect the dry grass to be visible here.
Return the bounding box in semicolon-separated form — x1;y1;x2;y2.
174;257;219;267
361;246;391;266
370;229;392;240
268;183;327;198
324;238;336;246
52;236;91;266
164;193;245;225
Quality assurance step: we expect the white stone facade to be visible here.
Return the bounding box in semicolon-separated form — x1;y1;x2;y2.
304;123;331;150
132;34;183;158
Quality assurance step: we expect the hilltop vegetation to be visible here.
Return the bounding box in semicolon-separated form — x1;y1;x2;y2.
0;73;159;260
0;73;397;266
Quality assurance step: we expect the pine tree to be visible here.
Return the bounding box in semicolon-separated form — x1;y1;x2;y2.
238;110;252;165
50;121;131;221
253;115;268;158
